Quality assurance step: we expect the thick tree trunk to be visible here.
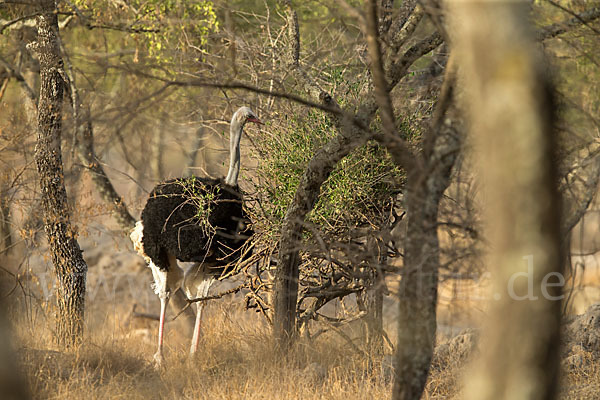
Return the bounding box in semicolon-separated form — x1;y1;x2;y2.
390;67;459;400
34;0;88;347
451;2;563;399
393;175;442;399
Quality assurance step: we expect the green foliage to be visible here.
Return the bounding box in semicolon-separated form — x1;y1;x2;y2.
66;0;219;66
254;106;403;239
175;176;220;237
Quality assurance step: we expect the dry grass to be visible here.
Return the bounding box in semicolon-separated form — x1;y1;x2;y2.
8;298;600;399
5;274;600;399
11;299;395;400
559;350;600;399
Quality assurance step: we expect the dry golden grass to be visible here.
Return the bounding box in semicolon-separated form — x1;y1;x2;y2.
9;299;600;399
11;299;395;400
5;276;600;399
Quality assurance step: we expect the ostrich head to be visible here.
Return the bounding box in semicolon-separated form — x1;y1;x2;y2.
225;107;262;186
233;106;263;126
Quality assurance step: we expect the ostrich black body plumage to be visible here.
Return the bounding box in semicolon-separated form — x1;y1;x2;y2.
141;176;253;276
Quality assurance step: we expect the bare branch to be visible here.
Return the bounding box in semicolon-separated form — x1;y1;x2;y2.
0;12;40;34
541;2;600;38
0;54;37;106
172;284;245;320
365;0;417;170
388;31;443;88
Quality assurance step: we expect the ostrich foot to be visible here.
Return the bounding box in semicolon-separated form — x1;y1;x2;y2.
153;351;165;369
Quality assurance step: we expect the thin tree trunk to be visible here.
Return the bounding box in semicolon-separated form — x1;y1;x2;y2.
361;2;460;395
451;2;563;399
0;184;12;255
185;126;205;176
63;61;197;332
361;237;385;354
34;0;88;347
152;129;164;180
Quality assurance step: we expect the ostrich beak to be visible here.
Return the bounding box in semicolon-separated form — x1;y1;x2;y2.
247;117;264;125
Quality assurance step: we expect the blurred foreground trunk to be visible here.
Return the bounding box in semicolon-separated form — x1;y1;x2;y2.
0;299;29;400
34;0;88;347
451;2;563;399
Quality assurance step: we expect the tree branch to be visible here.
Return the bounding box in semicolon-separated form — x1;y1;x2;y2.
537;6;600;40
365;0;417;171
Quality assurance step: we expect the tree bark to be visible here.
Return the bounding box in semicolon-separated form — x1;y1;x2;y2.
362;2;460;397
0;183;12;255
34;0;88;347
360;237;386;354
392;109;459;399
451;2;563;399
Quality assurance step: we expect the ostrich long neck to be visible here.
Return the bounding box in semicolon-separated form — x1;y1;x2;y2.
225;116;243;186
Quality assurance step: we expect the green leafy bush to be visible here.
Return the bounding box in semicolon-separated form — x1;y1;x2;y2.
252;106;404;240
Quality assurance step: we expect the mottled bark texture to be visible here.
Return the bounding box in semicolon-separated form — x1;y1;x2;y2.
392;100;459;400
451;2;563;399
34;0;88;347
360;237;386;353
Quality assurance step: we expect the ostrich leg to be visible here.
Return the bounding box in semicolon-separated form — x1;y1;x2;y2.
190;278;214;355
155;293;169;367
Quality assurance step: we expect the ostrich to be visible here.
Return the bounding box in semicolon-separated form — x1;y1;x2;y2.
130;107;261;366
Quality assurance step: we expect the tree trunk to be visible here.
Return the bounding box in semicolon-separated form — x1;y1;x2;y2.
393;175;442;399
34;0;88;347
152;128;164;180
0;183;12;255
451;2;563;399
390;66;459;400
361;237;385;354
